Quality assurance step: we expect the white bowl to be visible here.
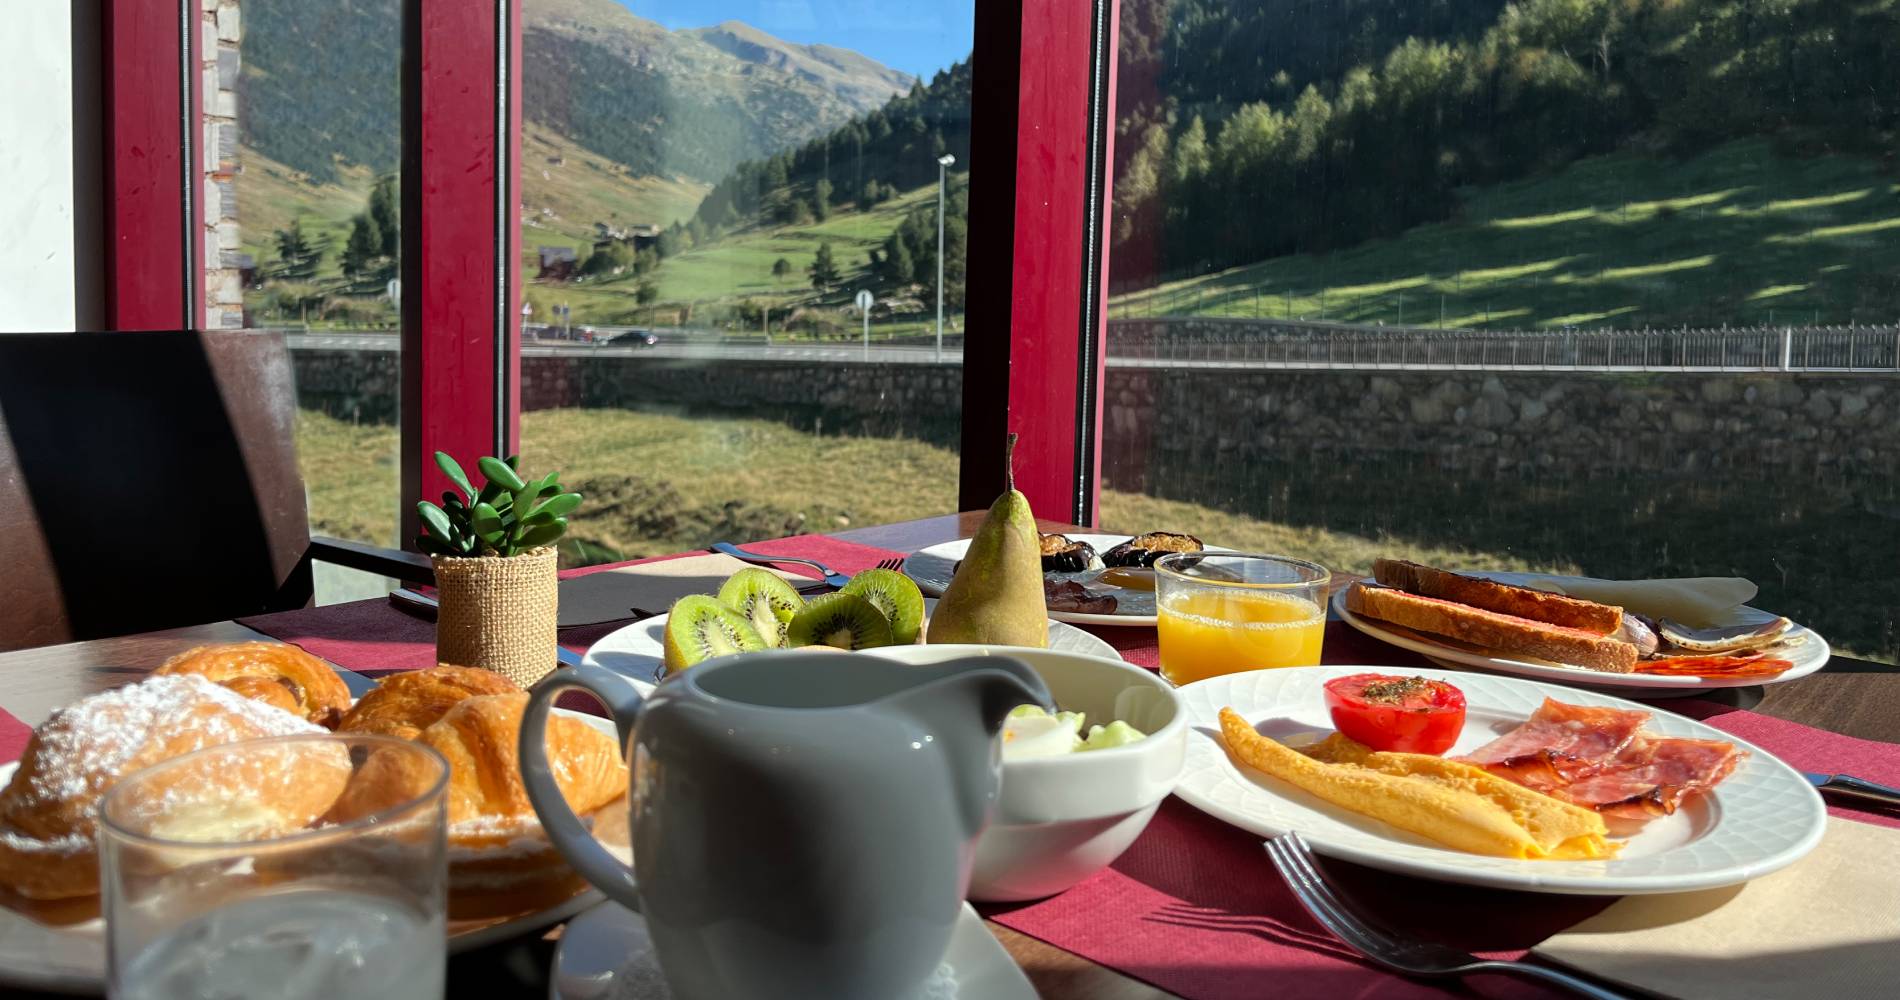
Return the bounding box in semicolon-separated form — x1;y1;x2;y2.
860;644;1186;902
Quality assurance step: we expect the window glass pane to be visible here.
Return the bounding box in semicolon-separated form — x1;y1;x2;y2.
517;0;971;563
229;0;403;601
1103;0;1897;662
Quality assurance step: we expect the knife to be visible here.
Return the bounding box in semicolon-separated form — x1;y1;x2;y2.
1804;772;1900;808
711;541;851;590
389;588;586;668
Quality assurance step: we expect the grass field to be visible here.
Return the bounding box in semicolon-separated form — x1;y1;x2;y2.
297;406;1898;661
297;407;1566;574
1111;139;1900;330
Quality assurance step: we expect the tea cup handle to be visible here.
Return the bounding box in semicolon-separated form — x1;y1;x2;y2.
520;664;644;909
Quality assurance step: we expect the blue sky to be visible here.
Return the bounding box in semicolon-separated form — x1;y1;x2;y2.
617;0;973;81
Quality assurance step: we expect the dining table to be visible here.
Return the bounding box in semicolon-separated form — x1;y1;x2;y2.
2;512;1897;1000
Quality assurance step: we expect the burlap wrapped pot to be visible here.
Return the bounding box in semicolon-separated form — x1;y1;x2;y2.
432;546;559;688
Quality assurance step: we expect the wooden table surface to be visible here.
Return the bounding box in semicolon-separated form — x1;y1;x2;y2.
3;513;1896;999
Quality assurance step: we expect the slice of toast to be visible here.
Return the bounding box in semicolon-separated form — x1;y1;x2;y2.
1345;582;1638;673
1373;559;1622;636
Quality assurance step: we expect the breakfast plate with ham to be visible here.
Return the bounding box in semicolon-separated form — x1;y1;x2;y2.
1174;665;1825;894
1333;559;1829;691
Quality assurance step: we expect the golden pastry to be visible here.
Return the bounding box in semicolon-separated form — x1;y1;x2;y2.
0;675;327;902
336;664;520;741
155;641;353;728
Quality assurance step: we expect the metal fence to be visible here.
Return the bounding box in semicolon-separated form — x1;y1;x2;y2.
1105;318;1900;372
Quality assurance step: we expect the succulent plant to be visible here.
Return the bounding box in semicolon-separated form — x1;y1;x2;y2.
415;452;582;557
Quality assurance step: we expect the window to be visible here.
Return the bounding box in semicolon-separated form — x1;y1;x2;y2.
1101;0;1898;662
225;0;405;600
514;0;974;564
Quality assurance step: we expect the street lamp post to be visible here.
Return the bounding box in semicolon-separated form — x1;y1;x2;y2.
935;153;955;363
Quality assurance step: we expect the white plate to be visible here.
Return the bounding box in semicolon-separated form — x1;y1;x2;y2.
904;533;1232;626
0;710;621;996
1173;666;1825;894
1332;572;1830;692
548;899;1036;1000
583;598;1121;695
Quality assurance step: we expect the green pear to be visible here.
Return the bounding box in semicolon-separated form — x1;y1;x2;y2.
926;434;1049;647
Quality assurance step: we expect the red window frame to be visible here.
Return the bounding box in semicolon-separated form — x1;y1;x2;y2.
102;0;1119;537
399;0;524;543
103;0;200;330
965;0;1120;524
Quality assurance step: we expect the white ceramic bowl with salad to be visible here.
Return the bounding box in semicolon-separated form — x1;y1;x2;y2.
862;644;1186;902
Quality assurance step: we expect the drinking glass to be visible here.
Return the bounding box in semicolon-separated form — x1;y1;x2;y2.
1155;552;1330;685
100;734;449;1000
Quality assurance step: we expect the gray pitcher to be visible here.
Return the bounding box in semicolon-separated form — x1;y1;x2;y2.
519;649;1051;1000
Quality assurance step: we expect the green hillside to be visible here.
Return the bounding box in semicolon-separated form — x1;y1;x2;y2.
524;179;961;336
1110;139;1900;329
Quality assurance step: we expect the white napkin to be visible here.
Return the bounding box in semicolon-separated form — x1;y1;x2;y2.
1519;576;1757;627
1535;818;1900;1000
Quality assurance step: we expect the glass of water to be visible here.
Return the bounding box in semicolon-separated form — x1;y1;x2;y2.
100;734;449;1000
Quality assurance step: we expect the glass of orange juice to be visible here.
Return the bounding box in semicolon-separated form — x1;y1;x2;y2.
1154;552;1329;685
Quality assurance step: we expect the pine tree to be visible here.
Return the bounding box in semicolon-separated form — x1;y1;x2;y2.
272;222;321;281
342;214;381;279
884;236;914;284
813;178;833;221
368;176;399;258
808;241;840;291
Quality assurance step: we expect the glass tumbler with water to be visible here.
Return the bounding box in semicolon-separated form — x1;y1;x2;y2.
100;734;449;1000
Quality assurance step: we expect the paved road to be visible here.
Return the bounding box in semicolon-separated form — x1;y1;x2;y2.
281;330;1890;373
284;331;964;364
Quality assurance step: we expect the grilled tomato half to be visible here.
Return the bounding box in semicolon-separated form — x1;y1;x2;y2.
1322;674;1466;755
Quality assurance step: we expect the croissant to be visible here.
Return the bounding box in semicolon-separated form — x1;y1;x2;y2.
334;693;628;917
422;693;625;830
0;675;327;902
336;664;520;741
155;641;353;729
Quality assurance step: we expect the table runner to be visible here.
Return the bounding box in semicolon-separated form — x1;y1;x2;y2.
0;707;26;764
236;533;900;675
219;536;1900;1000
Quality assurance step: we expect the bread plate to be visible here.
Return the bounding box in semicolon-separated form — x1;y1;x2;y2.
0;709;621;996
1173;665;1825;894
904;533;1231;626
584;598;1121;694
1332;571;1829;693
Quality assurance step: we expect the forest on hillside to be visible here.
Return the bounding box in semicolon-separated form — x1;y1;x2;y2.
1110;0;1900;285
682;59;975;307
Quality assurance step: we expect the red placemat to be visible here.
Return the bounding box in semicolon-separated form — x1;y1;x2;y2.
988;694;1900;1000
0;705;29;764
239;534;908;675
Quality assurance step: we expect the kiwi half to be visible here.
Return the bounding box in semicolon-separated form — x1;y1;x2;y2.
840;569;926;645
662;594;767;674
716;568;805;648
785;593;894;650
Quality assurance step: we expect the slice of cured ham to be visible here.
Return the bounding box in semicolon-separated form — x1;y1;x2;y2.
1458;698;1649;792
1554;738;1745;819
1460;699;1743;819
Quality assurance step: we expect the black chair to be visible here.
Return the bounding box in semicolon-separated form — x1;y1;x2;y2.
0;329;431;651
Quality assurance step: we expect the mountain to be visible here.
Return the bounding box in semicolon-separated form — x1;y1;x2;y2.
238;0;913;187
683;21;914;111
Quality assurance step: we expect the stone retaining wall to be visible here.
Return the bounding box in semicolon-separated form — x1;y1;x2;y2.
288;347;1896;476
1103;368;1896;492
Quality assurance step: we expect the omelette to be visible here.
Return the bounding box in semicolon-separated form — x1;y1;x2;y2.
1217;708;1617;860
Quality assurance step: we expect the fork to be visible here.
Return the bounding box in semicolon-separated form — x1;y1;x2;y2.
873;556;906;572
1263;833;1630;999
